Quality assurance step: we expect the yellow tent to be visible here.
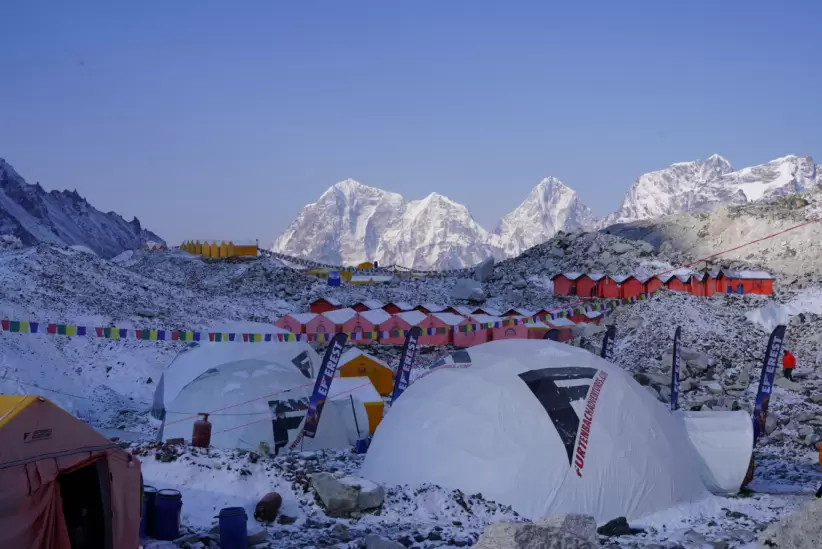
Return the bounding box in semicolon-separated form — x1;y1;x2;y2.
338;348;394;396
357;261;374;270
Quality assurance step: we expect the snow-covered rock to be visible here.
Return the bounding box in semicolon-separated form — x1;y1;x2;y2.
309;473;384;517
757;499;822;549
450;279;485;301
474;518;597;549
0;158;164;258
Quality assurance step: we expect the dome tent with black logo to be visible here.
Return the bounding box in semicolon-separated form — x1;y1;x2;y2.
361;339;712;523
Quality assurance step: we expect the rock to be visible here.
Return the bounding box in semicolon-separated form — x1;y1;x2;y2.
548;247;565;257
254;492;282;522
685;355;711;371
757;499;822;548
633;373;651;386
474;258;495;282
474;522;597;549
705;382;724;395
512;279;527;289
805;433;817;446
597;517;644;537
598;251;613;264
644;385;660;399
710;541;729;549
811;395;822;405
729;528;756;543
338;476;385;511
536;514;598;546
765;415;779;435
639;242;654;254
799;425;814;438
587;243;601;255
309;473;360;517
451;279;485;301
644;372;672;387
610;242;633;254
365;534;406;549
797;412;815;423
658;385;672;403
774;377;803;391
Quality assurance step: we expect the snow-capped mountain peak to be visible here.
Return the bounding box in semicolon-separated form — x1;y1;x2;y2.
0;157;163;258
274;175;599;269
604;154;819;226
494;176;598;257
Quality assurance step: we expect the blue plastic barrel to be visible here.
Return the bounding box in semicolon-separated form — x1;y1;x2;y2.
219;507;248;549
153;489;182;541
140;485;157;538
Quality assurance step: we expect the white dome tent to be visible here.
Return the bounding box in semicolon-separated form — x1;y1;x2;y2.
153;334;369;453
361;339;711;523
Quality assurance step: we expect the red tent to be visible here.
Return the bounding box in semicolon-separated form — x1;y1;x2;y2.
551;273;584;296
723;270;774;295
613;275;644;299
577;274;602;298
308;297;342;314
596;275;620;299
645;276;665;295
382;302;415;315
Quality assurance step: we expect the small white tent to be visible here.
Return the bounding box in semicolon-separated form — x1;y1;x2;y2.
360;339;710;523
673;410;753;494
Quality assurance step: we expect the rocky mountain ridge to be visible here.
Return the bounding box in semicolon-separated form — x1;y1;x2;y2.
0;158;164;258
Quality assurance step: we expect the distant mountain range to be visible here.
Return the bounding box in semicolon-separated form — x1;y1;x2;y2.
274;154;820;269
0;158;163;258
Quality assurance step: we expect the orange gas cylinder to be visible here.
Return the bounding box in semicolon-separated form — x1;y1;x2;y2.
192;413;212;448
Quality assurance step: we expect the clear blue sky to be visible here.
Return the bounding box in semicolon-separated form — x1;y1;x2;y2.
1;1;820;246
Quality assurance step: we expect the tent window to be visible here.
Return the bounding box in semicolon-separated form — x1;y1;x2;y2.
518;367;599;466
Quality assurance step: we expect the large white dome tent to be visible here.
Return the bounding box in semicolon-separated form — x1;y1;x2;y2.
360;339;710;523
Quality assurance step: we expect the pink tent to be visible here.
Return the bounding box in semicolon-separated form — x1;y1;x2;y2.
379;311;426;345
321;308;358;333
342;310;390;344
492;317;529;341
453;314;495;347
418;313;464;346
273;312;316;334
305;313;338;340
0;395;142;549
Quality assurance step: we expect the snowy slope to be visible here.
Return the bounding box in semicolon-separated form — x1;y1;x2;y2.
605;154;819;225
0;157;164;258
274;177;598;269
494;176;598;257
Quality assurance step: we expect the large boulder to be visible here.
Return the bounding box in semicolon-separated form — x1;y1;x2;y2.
474;516;598;549
474;258;495;282
536;515;598;546
309;473;385;517
451;278;486;301
757;500;822;548
365;534;405;549
774;377;803;391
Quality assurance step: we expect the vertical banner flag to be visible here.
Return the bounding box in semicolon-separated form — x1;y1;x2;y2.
752;325;787;443
390;326;422;405
670;326;682;411
600;326;616;362
303;333;348;439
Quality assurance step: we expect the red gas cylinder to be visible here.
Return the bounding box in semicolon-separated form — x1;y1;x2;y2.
192;413;212;448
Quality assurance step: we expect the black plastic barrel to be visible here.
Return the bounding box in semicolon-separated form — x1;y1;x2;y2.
153;489;182;541
140;485;157;538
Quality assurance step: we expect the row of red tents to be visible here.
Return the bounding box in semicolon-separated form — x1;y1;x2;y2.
552;270;773;299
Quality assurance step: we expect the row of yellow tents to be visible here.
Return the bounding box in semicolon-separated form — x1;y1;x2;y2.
181;239;258;259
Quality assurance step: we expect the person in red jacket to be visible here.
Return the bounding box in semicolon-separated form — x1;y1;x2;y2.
782;349;796;381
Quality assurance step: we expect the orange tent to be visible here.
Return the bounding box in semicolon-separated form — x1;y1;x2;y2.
0;395;142;549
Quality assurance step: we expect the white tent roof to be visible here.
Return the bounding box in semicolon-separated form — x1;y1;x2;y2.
723;270;772;280
358;299;385;310
391;302;415;311
288;312;317;324
358;309;392;325
152;339;318;418
473;306;502;316
470;314;502;325
504;307;535;317
420;302;446;313
549;318;576;327
312;296;342;306
452;306;474;316
394;311;427;326
340;348;389;369
430;312;466;326
322;308;358;324
361;339;709;522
